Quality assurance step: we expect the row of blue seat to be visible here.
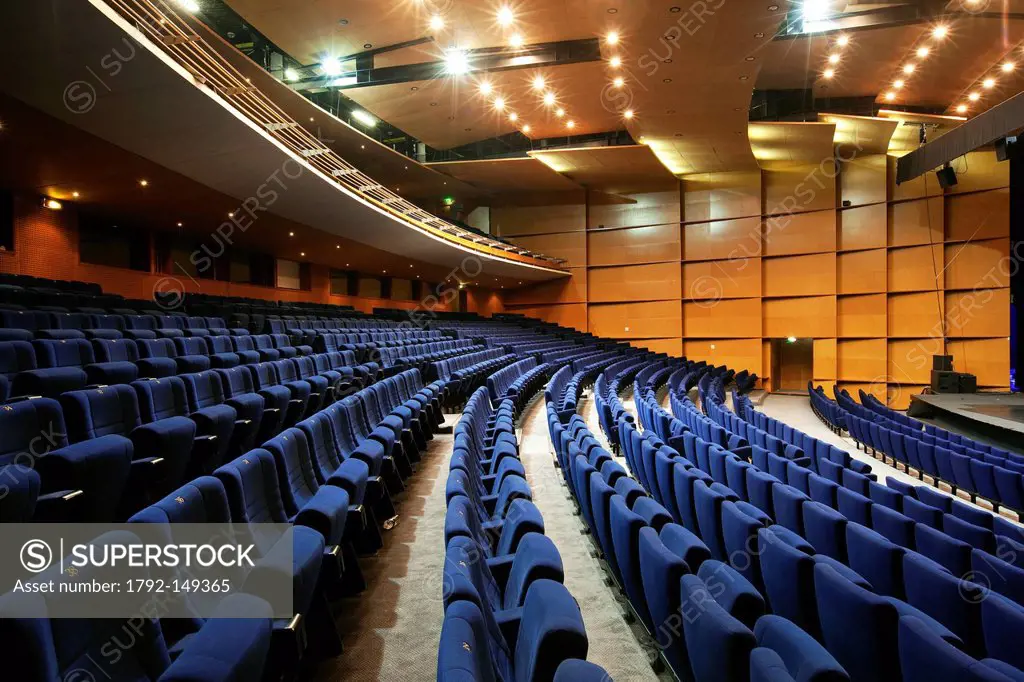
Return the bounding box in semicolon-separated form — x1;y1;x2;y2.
440;386;611;681
632;360;1024;681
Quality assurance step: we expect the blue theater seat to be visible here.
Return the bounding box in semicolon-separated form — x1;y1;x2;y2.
88;337;140;385
554;660;612;681
11;338;92;398
680;572;756;682
180;371;238;473
0;339;36;399
137;338;182;378
214;366;266;456
752;615;849;682
898;615;1017;682
0;398;131;522
638;525;692;676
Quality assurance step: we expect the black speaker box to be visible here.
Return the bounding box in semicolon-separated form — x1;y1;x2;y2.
932;370;960;393
958;373;977;394
932;354;954;372
936;165;958;188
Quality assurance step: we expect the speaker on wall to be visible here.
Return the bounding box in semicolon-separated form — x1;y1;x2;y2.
936;164;958;188
932;355;954;372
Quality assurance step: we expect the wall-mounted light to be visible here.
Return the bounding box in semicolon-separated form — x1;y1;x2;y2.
42;198;63;211
786;336;797;343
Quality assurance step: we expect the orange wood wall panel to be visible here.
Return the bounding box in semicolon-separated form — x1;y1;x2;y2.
683;218;760;262
492;203;585;236
588;301;682;339
763;296;836;338
887;385;926;410
945;189;1010;242
838;338;888;382
838;249;887;294
889;198;944;247
945;288;1011;338
840;155;887;207
888;339;935;385
944;238;1010;290
631;338;684;356
683;298;762;338
763;166;837;215
589;190;680;229
763;253;836;297
887;244;945;292
838;294;887;338
839;382;888;403
683;339;763;377
682;171;762;222
588;263;680;303
682;258;762;300
888;292;945;338
946;151;1009;194
889;156;943;201
814;338;838;380
504;303;587;331
503;267;586;305
763;210;837;257
588;224;681;266
947;338;1011;387
505;232;586;267
839;204;888;251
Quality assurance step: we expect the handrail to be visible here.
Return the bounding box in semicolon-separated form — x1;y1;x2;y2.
97;0;567;270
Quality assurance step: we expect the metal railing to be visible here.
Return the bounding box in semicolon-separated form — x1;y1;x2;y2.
99;0;566;269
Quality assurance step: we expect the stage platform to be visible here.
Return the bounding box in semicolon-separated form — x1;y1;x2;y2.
907;392;1024;454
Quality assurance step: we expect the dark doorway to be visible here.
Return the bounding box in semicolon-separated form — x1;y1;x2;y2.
772;338;814;394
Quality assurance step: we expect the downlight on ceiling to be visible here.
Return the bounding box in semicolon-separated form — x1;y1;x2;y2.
320;57;343;76
444;49;470;75
42;198;62;210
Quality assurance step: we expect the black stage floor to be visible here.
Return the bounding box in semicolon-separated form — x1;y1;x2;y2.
907;392;1024;454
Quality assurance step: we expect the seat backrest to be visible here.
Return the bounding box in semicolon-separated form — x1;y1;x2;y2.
513;579;589;682
0;340;37;381
92;338;139;363
132;377;190;422
60;385;141;441
181;370;227;412
0;397;72;462
129;475;231;524
213;449;289;524
139;338;178;359
207;335;234;354
33;338;95;368
217;366;256;397
175;336;209;357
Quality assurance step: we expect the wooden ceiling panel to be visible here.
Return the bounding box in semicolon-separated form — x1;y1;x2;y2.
749;121;837;168
819;114;898;155
425;157;582;193
529;145;678;193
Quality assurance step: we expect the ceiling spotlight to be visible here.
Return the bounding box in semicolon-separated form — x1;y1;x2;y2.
284;68;299;81
956;104;968;113
42;198;62;211
444;48;470;75
555;107;565;117
532;75;545;90
509;33;524;48
509;112;518;121
837;35;849;47
497;5;514;26
623;109;634;119
828;53;840;64
543;91;556;106
479;81;493;95
566;120;576;129
983;77;995;88
884;91;896;101
893;79;904;88
429;14;445;31
493;97;506;111
932;25;948;39
610;55;622;68
968;91;980;101
300;252;306;257
613;76;625;87
351;109;377;127
1002;62;1016;72
522;124;531;133
177;222;183;227
822;68;834;79
139;179;149;187
607;31;620;45
72;191;80;198
320;57;342;76
916;47;930;58
289;231;295;237
903;63;915;74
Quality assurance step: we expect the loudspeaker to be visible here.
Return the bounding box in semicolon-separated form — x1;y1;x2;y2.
995;136;1017;162
936;165;958;188
932;354;954;371
958;373;977;393
932;370;960;393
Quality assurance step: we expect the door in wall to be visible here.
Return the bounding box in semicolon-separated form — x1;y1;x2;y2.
771;338;814;393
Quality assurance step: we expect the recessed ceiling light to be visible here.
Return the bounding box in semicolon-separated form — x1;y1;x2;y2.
745;56;755;61
893;79;904;89
884;92;895;101
554;107;566;117
663;78;672;83
429;14;444;31
623;109;634;119
613;76;625;87
336;245;340;249
607;7;618;13
72;191;80;198
566;120;576;129
828;53;840;64
497;6;514;26
430;102;439;106
300;252;305;257
509;112;518;121
532;75;545;90
837;35;849;47
916;47;930;58
968;91;980;101
754;32;764;38
768;4;779;10
1002;62;1015;72
338;18;348;25
493;97;506;111
823;68;834;79
509;33;524;48
289;231;295;237
139;179;148;187
607;31;620;44
444;48;469;75
932;25;948;39
739;75;749;80
522;124;531;133
610;56;622;68
956;104;968;113
543;91;556;106
670;6;681;12
983;77;995;88
363;43;372;49
903;63;916;74
479;81;493;95
410;85;419;91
